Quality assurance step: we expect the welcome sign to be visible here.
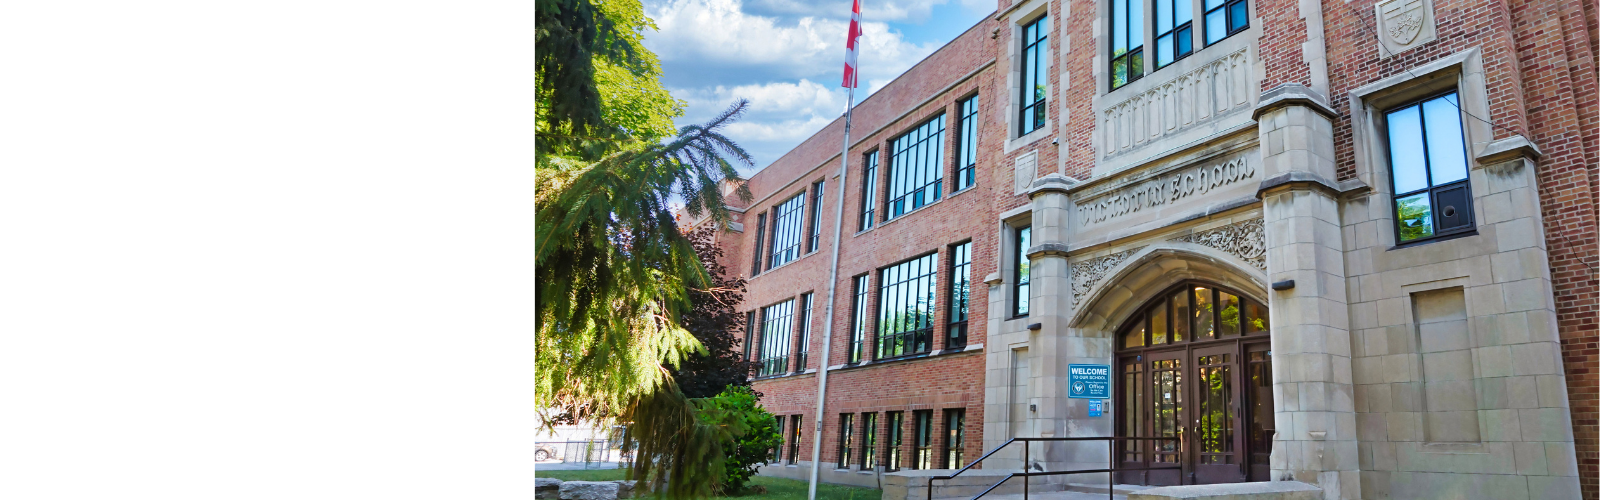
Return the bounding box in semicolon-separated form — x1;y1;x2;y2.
1067;364;1111;399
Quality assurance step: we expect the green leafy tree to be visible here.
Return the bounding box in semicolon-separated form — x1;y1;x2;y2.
537;0;754;497
695;386;781;494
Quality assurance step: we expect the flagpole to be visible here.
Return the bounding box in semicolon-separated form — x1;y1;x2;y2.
807;82;853;500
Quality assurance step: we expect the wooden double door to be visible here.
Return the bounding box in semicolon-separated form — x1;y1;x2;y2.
1115;340;1274;485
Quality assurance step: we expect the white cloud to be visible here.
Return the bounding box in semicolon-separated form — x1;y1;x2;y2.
740;0;956;23
675;79;845;172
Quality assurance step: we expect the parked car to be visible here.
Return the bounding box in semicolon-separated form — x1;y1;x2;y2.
534;443;561;462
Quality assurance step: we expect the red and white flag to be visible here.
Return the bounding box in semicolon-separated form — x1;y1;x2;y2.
842;0;862;88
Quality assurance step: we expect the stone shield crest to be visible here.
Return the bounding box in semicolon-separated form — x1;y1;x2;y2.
1380;0;1426;45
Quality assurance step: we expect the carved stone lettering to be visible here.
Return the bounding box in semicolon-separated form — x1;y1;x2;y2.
1078;157;1255;227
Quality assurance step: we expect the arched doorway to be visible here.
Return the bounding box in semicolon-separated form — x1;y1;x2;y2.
1114;280;1273;486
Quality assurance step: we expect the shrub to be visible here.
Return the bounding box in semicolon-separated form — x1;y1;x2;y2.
695;386;781;494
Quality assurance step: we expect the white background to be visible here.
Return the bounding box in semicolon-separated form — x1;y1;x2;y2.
0;1;534;497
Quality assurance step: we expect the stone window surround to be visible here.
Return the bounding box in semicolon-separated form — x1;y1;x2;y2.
997;207;1034;323
1093;0;1259;98
1004;0;1052;152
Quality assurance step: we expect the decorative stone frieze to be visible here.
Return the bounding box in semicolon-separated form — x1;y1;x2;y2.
1069;246;1145;306
1101;48;1252;160
1169;218;1266;270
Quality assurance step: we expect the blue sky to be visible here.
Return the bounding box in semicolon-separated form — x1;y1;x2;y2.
641;0;995;174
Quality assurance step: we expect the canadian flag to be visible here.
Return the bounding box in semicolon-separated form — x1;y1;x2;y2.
842;0;862;88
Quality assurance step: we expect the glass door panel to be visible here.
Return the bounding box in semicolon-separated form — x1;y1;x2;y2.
1146;349;1184;485
1191;345;1244;483
1245;343;1274;481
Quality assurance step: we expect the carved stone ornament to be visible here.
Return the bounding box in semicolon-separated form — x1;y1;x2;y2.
1070;247;1145;306
1169;218;1266;271
1375;0;1436;58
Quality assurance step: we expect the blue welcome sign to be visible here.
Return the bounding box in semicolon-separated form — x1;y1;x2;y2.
1067;364;1111;399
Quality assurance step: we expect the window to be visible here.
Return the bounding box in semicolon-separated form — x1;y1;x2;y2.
751;212;767;275
744;311;757;361
769;194;805;268
773;416;785;462
912;410;933;469
1020;16;1049;133
1154;0;1193;68
1203;0;1248;45
887;116;946;220
788;415;802;464
860;151;879;231
807;181;825;253
795;292;813;371
1110;0;1144;89
1013;226;1032;317
885;411;904;471
947;241;972;349
1386;92;1473;243
860;413;878;469
758;300;794;376
849;274;870;363
954;96;979;192
1118;281;1269;349
838;414;855;469
878;253;939;359
943;409;966;469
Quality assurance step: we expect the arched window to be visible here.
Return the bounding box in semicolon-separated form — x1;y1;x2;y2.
1116;281;1269;350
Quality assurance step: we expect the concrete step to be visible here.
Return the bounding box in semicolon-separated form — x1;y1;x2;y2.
1062;483;1160;495
975;491;1128;500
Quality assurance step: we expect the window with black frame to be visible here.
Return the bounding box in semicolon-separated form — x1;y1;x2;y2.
1019;15;1049;133
768;193;805;268
947;241;972;349
787;415;802;464
860;412;878;469
912;410;933;469
1110;0;1143;89
1386;92;1473;243
758;300;794;376
887;116;945;220
884;411;904;471
943;409;966;469
1203;0;1248;45
877;253;939;359
860;151;879;231
954;96;979;192
1013;226;1032;317
837;413;854;469
807;180;825;252
849;274;870;363
773;415;785;462
794;292;812;371
1154;0;1193;68
743;311;757;362
750;212;766;275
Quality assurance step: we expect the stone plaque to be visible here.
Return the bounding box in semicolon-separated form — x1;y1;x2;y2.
1375;0;1436;58
1014;151;1038;195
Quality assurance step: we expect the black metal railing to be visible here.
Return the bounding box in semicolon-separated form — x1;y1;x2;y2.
927;436;1181;500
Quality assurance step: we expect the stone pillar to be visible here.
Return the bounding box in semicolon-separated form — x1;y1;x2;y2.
1253;84;1360;499
1025;174;1114;483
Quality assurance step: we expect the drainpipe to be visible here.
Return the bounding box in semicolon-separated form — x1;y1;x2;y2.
806;85;854;500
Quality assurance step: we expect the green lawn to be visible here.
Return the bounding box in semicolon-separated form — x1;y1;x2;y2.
533;468;880;499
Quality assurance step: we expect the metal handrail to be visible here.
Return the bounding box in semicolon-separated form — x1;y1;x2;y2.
927;436;1183;500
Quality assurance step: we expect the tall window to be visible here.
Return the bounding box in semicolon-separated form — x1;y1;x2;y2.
1013;226;1032;317
788;415;802;465
750;212;767;275
794;292;813;371
1019;16;1049;133
1203;0;1248;45
1386;92;1473;243
1154;0;1193;68
947;242;972;349
837;414;855;469
1110;0;1144;89
849;274;870;363
743;311;757;361
769;194;805;268
954;96;979;192
807;180;825;253
773;416;785;462
860;151;879;231
885;411;904;471
887;116;946;220
878;253;939;359
758;300;795;376
860;413;878;469
912;410;933;469
943;409;966;469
